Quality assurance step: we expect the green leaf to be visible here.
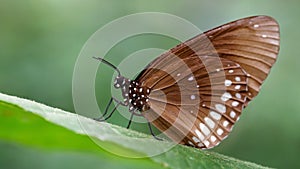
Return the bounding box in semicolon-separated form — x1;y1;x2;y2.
0;93;271;169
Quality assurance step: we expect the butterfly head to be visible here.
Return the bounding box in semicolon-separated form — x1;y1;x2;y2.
113;75;127;89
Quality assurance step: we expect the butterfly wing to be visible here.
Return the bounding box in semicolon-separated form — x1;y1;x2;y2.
192;15;279;104
137;16;280;149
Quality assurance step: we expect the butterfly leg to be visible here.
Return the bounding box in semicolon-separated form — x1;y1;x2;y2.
94;97;113;121
126;110;145;129
126;113;134;129
102;102;121;120
94;97;123;121
147;122;163;141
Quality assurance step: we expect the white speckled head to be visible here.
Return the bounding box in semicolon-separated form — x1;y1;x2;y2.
114;75;126;89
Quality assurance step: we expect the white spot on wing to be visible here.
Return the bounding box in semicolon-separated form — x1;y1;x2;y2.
254;24;259;28
235;85;241;90
235;76;241;82
200;123;210;136
192;136;200;143
215;104;226;114
198;142;204;147
210;135;217;142
221;92;232;101
205;117;215;129
228;70;234;73
262;34;267;38
235;93;241;99
188;141;195;146
190;95;196;100
217;128;224;136
188;76;194;81
195;129;205;141
232;101;239;107
177;73;181;77
225;80;232;86
230;111;236;118
223;120;229;127
204;140;210;147
210;111;221;120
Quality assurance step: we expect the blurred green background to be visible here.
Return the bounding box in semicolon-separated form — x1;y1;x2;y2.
0;0;299;168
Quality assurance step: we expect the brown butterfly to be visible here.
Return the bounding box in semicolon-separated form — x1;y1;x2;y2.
94;15;280;149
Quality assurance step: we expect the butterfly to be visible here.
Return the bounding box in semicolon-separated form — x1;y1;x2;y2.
94;15;280;149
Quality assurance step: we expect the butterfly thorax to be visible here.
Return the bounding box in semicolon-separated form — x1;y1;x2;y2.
114;75;151;112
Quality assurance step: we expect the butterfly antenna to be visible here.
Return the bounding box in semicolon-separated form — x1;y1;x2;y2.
93;57;121;76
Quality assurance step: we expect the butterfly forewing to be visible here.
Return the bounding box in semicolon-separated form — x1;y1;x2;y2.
143;57;249;148
136;16;279;149
202;16;279;103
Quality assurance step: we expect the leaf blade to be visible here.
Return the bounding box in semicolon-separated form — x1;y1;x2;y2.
0;93;271;169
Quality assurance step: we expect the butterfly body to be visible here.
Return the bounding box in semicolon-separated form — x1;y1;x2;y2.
106;15;279;149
